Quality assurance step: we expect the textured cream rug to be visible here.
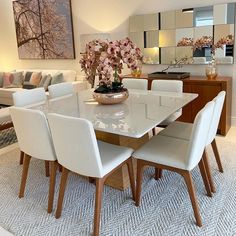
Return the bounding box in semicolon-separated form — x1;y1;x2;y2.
0;127;17;149
0;128;236;236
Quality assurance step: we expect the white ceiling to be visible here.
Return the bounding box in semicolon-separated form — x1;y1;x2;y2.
136;0;236;14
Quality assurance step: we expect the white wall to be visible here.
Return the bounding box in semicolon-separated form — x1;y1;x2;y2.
0;0;236;125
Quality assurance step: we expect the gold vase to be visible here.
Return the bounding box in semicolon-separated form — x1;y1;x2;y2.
93;90;129;105
131;60;142;77
205;60;217;80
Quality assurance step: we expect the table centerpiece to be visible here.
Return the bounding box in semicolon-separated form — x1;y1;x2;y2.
79;37;143;104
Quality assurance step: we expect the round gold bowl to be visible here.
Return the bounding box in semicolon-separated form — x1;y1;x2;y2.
93;90;129;105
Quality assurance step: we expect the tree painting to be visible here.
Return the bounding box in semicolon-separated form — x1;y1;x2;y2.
13;0;75;59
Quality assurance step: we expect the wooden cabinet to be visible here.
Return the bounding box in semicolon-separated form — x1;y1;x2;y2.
181;76;232;136
122;75;232;135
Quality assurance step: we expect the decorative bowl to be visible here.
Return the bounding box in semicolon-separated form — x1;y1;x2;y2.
93;90;129;105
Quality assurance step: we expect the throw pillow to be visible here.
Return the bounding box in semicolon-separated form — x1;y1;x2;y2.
29;72;42;86
38;74;52;91
22;82;37;89
3;72;24;88
24;71;33;82
0;72;3;87
51;72;64;85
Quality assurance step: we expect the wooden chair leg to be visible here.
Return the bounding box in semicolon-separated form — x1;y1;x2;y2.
203;149;216;193
55;167;69;219
211;138;223;173
126;158;136;201
19;154;31;198
45;161;50;177
89;177;95;184
154;168;163;180
19;151;24;165
135;160;145;207
182;171;202;227
58;164;63;173
198;159;212;197
152;127;156;136
93;178;104;236
48;161;58;213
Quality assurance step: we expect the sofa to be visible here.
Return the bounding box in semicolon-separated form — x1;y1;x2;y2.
0;69;88;106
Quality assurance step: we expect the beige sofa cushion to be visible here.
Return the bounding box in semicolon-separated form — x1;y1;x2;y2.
15;69;76;82
0;70;87;106
29;72;42;86
0;107;11;123
0;87;25;106
0;72;4;87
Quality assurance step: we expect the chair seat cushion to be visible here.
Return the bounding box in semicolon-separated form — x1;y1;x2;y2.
133;135;191;170
158;121;193;140
98;141;133;177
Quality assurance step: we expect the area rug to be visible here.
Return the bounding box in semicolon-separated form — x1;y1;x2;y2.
0;128;17;149
0;133;236;236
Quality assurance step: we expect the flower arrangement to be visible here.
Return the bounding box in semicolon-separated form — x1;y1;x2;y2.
79;37;143;93
192;36;213;52
192;34;234;55
177;37;193;47
212;34;234;54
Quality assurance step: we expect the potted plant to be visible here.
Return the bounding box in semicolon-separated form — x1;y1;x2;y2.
79;37;142;104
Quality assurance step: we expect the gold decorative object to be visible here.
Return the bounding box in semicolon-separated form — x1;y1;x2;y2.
131;60;142;77
131;68;142;77
93;91;129;105
205;60;217;80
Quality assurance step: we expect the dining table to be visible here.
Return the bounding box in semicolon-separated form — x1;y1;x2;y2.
34;89;198;190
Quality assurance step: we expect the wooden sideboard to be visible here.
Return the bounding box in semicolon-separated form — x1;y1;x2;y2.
122;75;232;136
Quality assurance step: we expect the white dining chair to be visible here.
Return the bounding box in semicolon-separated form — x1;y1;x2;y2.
133;101;215;227
13;87;47;108
122;78;148;90
151;80;183;128
12;87;47;166
158;91;226;192
47;113;135;236
48;82;74;99
9;107;57;213
151;80;183;178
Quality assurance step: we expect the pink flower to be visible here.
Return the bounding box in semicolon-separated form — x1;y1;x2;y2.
192;34;234;55
177;37;193;47
80;37;143;87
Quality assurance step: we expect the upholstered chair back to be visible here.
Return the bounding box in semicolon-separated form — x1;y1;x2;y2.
151;80;183;126
9;107;56;161
122;78;148;90
151;80;183;92
206;91;226;145
48;113;104;178
13;87;46;107
186;101;215;170
48;82;74;99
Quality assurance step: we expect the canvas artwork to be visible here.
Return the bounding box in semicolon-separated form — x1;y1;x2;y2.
12;0;75;59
